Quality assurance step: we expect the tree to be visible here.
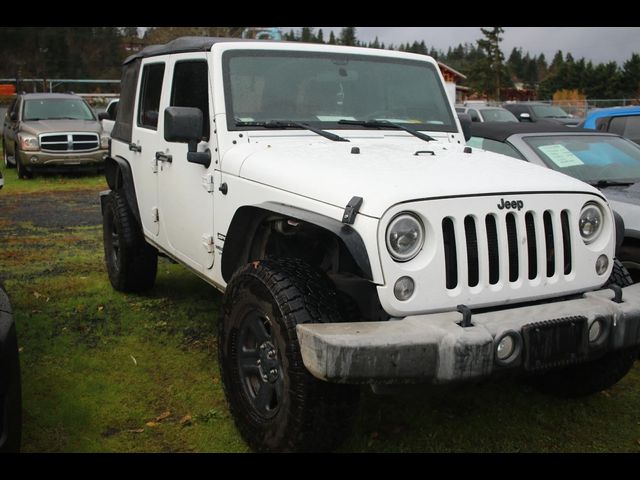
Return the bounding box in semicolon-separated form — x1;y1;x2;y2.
620;53;640;97
469;27;510;100
328;31;336;45
339;27;357;46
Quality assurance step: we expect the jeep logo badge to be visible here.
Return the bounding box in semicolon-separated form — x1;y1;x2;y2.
497;198;524;211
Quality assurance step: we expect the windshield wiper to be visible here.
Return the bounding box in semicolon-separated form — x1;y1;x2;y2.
235;120;349;142
591;180;635;188
337;119;435;142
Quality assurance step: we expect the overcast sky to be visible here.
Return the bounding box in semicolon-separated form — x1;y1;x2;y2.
283;27;640;65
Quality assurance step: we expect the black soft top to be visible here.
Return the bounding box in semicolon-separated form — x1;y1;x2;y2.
123;36;263;64
469;121;596;142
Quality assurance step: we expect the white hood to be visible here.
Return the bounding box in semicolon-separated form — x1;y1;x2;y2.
222;134;602;218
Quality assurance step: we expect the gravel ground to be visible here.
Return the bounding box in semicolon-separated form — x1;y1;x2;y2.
0;188;102;233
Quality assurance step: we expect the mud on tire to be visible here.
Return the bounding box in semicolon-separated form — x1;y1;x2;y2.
102;190;158;292
218;258;360;452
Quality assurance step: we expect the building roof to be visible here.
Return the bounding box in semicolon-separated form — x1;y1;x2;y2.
437;62;467;80
469;121;597;142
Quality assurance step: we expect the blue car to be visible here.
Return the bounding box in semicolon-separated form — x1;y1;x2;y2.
581;106;640;144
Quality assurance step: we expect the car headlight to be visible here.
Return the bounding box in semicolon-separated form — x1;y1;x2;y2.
100;134;110;149
386;212;425;262
18;134;39;151
579;202;604;244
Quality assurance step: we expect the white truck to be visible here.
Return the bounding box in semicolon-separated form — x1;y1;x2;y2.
101;37;640;452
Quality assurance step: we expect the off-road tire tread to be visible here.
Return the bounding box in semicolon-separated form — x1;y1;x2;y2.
603;258;633;288
219;257;359;452
103;190;157;292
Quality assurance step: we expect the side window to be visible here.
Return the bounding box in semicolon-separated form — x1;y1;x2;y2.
475;137;525;160
610;116;640;143
170;60;210;139
137;63;165;130
468;109;481;122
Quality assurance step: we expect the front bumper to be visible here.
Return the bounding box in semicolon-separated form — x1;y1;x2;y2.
17;149;107;167
297;283;640;384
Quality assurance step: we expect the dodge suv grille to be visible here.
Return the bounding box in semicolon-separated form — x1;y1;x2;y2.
40;133;99;152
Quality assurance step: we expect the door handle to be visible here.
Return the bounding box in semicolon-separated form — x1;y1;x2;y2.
155;151;172;163
129;142;142;152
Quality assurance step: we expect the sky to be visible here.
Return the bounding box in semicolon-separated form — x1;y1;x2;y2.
282;27;640;65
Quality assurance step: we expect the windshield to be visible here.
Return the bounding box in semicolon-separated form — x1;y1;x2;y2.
23;98;95;121
223;50;456;132
530;105;571;119
480;108;518;122
523;135;640;183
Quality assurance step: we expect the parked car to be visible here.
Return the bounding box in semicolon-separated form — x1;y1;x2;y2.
98;99;119;137
468;121;640;280
455;104;519;123
2;92;109;178
503;102;581;126
580;105;640;144
101;36;640;452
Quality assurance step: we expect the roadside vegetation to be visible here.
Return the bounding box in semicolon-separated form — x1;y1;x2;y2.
1;148;639;452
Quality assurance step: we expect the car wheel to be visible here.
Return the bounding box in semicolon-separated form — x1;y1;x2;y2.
2;139;15;169
0;286;22;452
102;190;158;292
218;257;360;452
15;147;32;179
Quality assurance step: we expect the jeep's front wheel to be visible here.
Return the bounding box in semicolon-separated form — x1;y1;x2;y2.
102;190;158;292
218;258;360;452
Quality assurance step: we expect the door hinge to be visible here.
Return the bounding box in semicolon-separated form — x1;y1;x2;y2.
152;207;159;223
202;173;215;193
202;234;214;253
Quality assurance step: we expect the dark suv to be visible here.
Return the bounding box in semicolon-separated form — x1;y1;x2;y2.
2;92;109;178
503;102;581;126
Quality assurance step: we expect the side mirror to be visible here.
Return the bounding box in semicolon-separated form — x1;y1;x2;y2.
519;112;532;121
98;111;110;121
9;111;17;122
457;113;472;141
164;106;211;168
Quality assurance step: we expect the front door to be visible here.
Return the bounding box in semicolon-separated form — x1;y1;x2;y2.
156;53;216;271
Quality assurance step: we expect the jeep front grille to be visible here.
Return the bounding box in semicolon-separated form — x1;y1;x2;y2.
40;133;99;152
442;209;572;289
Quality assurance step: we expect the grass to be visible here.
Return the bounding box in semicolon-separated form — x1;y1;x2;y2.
1;147;640;452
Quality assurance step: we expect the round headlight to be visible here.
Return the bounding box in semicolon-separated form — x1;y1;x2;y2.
579;202;604;244
386;213;425;262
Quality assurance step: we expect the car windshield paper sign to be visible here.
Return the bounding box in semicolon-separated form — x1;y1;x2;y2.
538;144;584;168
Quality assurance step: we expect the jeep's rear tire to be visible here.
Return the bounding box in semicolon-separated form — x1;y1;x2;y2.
218;258;360;452
102;190;158;292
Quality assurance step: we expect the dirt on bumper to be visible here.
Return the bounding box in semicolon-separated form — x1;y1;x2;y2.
297;283;640;384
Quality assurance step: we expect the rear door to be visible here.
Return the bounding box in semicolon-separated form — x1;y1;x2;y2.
156;53;216;271
131;59;167;237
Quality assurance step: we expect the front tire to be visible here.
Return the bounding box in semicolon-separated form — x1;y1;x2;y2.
15;147;32;179
530;258;638;397
102;190;158;292
2;139;15;169
218;258;360;452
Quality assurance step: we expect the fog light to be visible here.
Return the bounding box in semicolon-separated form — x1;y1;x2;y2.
589;320;602;343
496;334;516;361
30;156;38;164
394;276;415;301
595;255;609;275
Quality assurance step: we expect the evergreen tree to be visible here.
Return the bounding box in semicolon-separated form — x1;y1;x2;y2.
339;27;357;46
328;31;336;45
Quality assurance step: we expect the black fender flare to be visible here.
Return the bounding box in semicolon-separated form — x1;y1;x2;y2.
221;202;373;283
104;155;141;227
613;210;625;258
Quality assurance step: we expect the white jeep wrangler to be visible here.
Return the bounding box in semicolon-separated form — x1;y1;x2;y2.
101;37;640;452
